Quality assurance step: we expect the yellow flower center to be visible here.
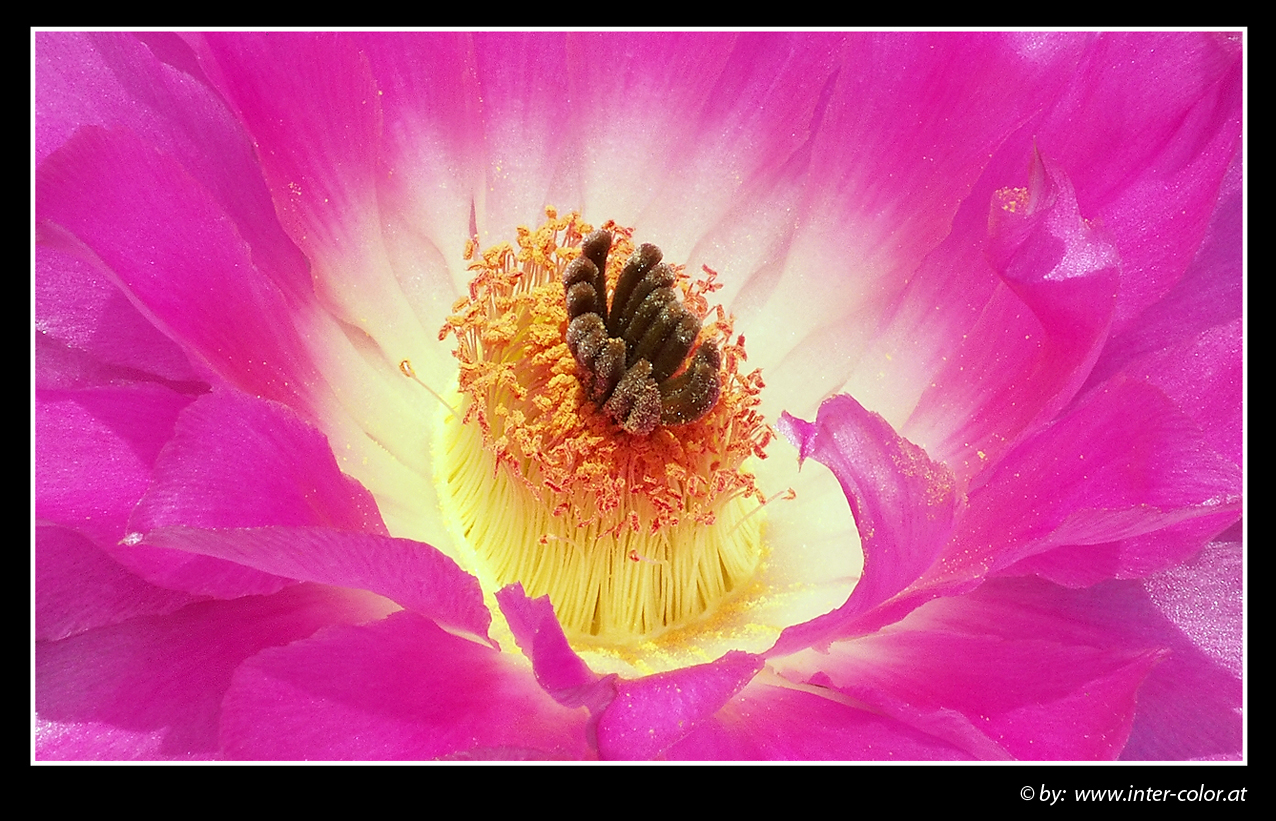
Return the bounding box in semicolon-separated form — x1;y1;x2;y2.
435;208;774;644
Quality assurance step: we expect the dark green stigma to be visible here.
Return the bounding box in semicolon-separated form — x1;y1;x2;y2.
564;230;721;436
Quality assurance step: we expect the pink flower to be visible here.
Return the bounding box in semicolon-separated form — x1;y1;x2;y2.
34;32;1242;761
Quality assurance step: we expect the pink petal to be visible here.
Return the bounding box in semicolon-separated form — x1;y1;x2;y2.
36;525;198;642
910;570;1242;760
110;387;390;600
1086;151;1242;397
1034;34;1242;332
750;34;1092;412
839;35;1241;460
1036;34;1240;211
197;34;381;264
131;389;386;535
565;33;843;254
772;394;957;655
34;32;314;307
806;34;1088;265
1144;540;1242;678
594;651;763;760
35;241;201;389
1099;319;1242;478
196;33;441;368
776;574;1196;760
903;152;1120;480
469;33;572;239
219;611;591;760
35;383;195;549
1125;540;1243;759
782;625;1162;760
119;390;471;616
664;678;975;761
1002;510;1240;588
354;33;483;290
36;125;321;413
565;32;735;231
495;585;616;713
140;527;491;643
944;376;1241;586
36;584;392;760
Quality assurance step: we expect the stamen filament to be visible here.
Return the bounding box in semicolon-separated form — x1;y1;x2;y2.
399;359;461;420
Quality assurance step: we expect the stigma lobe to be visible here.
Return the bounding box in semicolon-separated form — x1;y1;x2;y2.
564;229;720;435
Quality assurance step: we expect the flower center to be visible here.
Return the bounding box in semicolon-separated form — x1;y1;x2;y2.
436;208;773;644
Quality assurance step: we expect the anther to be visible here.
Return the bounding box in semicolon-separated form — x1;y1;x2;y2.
592;338;627;403
398;358;460;419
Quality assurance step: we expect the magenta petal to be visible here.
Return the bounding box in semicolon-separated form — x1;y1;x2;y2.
595;651;763;760
36;525;198;642
131;389;386;534
1034;34;1241;331
36;383;291;605
946;376;1241;584
35;32;1244;763
793;35;1089;326
117;388;394;601
470;33;571;236
773;395;957;654
219;611;590;760
195;33;441;366
140;526;491;643
36;125;320;412
495;585;615;712
1086;151;1242;398
36;383;195;548
198;34;383;264
1144;540;1242;677
912;571;1242;760
745;34;1094;407
35;33;313;303
107;387;392;600
1003;510;1240;588
1118;319;1243;471
35;241;201;389
1125;541;1243;759
1093;62;1240;334
1037;34;1239;211
566;32;774;238
354;33;482;283
905;153;1120;479
96;538;294;602
664;679;974;760
36;584;390;760
797;628;1161;760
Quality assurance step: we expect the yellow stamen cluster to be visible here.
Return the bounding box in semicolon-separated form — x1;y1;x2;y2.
438;208;772;641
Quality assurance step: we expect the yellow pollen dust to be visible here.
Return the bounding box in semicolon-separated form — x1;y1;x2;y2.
437;208;773;642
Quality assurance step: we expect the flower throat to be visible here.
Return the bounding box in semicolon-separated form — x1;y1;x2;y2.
436;209;773;643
